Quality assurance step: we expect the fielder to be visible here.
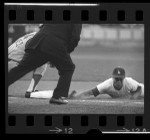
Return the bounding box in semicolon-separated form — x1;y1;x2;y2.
68;66;144;100
8;24;82;104
8;31;48;97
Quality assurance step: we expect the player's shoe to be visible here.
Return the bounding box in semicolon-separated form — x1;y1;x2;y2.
25;91;31;98
68;90;77;99
25;90;39;98
49;97;68;104
34;90;39;92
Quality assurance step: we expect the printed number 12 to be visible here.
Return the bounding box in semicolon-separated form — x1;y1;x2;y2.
64;128;73;134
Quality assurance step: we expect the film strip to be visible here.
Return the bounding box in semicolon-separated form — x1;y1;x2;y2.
5;3;150;134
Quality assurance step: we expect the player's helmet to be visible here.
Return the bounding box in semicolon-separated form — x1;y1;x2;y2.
112;66;125;78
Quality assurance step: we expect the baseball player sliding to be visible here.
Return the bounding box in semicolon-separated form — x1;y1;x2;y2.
8;32;48;97
68;66;144;100
27;66;144;100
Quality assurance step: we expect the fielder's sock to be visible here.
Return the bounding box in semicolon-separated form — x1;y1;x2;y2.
26;74;42;92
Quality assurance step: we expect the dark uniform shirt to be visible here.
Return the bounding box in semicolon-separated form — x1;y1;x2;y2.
25;24;82;60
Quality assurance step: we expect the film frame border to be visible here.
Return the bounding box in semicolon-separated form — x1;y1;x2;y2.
4;3;150;134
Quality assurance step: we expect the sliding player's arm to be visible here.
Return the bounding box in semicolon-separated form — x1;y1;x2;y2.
69;89;94;99
82;79;112;98
130;85;142;99
94;78;112;97
68;79;111;99
91;87;101;97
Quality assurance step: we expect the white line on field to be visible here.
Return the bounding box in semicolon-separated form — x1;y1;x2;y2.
8;97;144;104
72;100;144;104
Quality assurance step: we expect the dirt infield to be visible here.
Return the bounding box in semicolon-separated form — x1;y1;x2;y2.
8;44;144;114
8;97;144;114
8;81;144;114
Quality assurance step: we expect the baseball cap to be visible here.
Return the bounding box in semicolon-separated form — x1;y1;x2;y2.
112;66;125;78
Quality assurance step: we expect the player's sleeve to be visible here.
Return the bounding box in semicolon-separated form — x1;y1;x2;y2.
126;77;143;93
92;78;112;97
91;87;100;97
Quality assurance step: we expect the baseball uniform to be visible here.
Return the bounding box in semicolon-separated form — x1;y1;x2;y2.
94;77;144;98
8;32;48;75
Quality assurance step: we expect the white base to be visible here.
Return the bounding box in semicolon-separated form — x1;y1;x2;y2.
30;90;53;99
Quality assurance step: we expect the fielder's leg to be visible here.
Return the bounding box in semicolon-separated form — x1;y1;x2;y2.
25;64;48;98
26;64;48;93
49;54;75;104
8;50;49;87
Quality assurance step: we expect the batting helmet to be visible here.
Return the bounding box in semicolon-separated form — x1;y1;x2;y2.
112;66;125;78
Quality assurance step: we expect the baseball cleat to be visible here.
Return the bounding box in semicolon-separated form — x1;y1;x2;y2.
25;91;31;98
25;90;39;98
34;89;39;92
49;97;68;104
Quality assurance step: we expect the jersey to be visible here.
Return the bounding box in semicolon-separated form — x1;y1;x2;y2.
8;32;49;75
96;77;144;98
8;32;37;62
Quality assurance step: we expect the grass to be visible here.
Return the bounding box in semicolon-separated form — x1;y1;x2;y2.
8;43;144;114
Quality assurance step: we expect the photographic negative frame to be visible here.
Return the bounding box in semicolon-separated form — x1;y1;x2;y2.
5;2;150;134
